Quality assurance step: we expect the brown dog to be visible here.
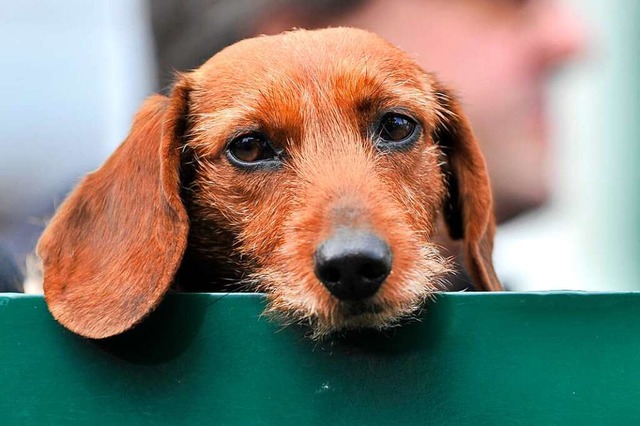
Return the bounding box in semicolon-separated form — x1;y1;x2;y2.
38;28;502;339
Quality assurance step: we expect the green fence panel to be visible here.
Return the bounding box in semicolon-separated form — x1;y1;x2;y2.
1;292;639;425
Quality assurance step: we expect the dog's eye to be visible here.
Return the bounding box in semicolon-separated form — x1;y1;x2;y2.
377;113;417;142
227;133;278;165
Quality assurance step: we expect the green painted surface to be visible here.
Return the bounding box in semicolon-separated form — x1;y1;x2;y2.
1;292;639;425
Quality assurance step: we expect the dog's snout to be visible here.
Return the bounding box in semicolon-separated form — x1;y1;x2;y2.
314;230;392;301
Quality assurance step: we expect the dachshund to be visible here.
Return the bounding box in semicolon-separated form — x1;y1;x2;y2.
38;27;502;340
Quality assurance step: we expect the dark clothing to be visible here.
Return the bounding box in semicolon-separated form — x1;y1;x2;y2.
0;242;23;292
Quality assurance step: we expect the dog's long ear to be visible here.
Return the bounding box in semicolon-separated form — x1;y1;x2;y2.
433;83;503;291
37;78;192;338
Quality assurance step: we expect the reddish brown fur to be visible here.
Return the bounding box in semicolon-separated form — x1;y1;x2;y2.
38;28;502;339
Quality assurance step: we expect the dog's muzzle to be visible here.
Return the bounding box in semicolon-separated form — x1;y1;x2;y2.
314;229;392;301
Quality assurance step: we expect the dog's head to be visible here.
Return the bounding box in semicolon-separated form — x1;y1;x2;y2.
38;28;501;339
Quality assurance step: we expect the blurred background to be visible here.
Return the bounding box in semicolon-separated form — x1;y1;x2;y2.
0;0;638;292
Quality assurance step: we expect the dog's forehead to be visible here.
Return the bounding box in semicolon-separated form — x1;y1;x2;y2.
190;28;431;109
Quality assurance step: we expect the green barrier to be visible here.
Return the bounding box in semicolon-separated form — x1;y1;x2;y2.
1;293;639;425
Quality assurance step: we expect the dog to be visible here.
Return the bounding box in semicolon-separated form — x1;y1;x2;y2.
38;27;502;340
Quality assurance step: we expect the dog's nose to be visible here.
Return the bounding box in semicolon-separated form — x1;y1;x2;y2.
314;230;392;301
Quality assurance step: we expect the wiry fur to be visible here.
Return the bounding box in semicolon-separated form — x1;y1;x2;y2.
38;28;501;339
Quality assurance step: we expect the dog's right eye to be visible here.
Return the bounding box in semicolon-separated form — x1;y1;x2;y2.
226;133;279;167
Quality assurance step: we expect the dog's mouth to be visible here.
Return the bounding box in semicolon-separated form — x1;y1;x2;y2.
255;238;450;339
300;296;424;340
341;300;385;317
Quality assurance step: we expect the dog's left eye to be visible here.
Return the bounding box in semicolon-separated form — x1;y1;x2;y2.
377;113;417;143
227;133;279;166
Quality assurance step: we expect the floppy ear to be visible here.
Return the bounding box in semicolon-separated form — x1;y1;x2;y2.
37;79;191;338
433;83;503;291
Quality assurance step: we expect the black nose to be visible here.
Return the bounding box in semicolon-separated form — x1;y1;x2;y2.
314;230;392;301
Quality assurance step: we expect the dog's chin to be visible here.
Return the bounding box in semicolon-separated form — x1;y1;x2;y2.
262;292;434;341
311;297;434;339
